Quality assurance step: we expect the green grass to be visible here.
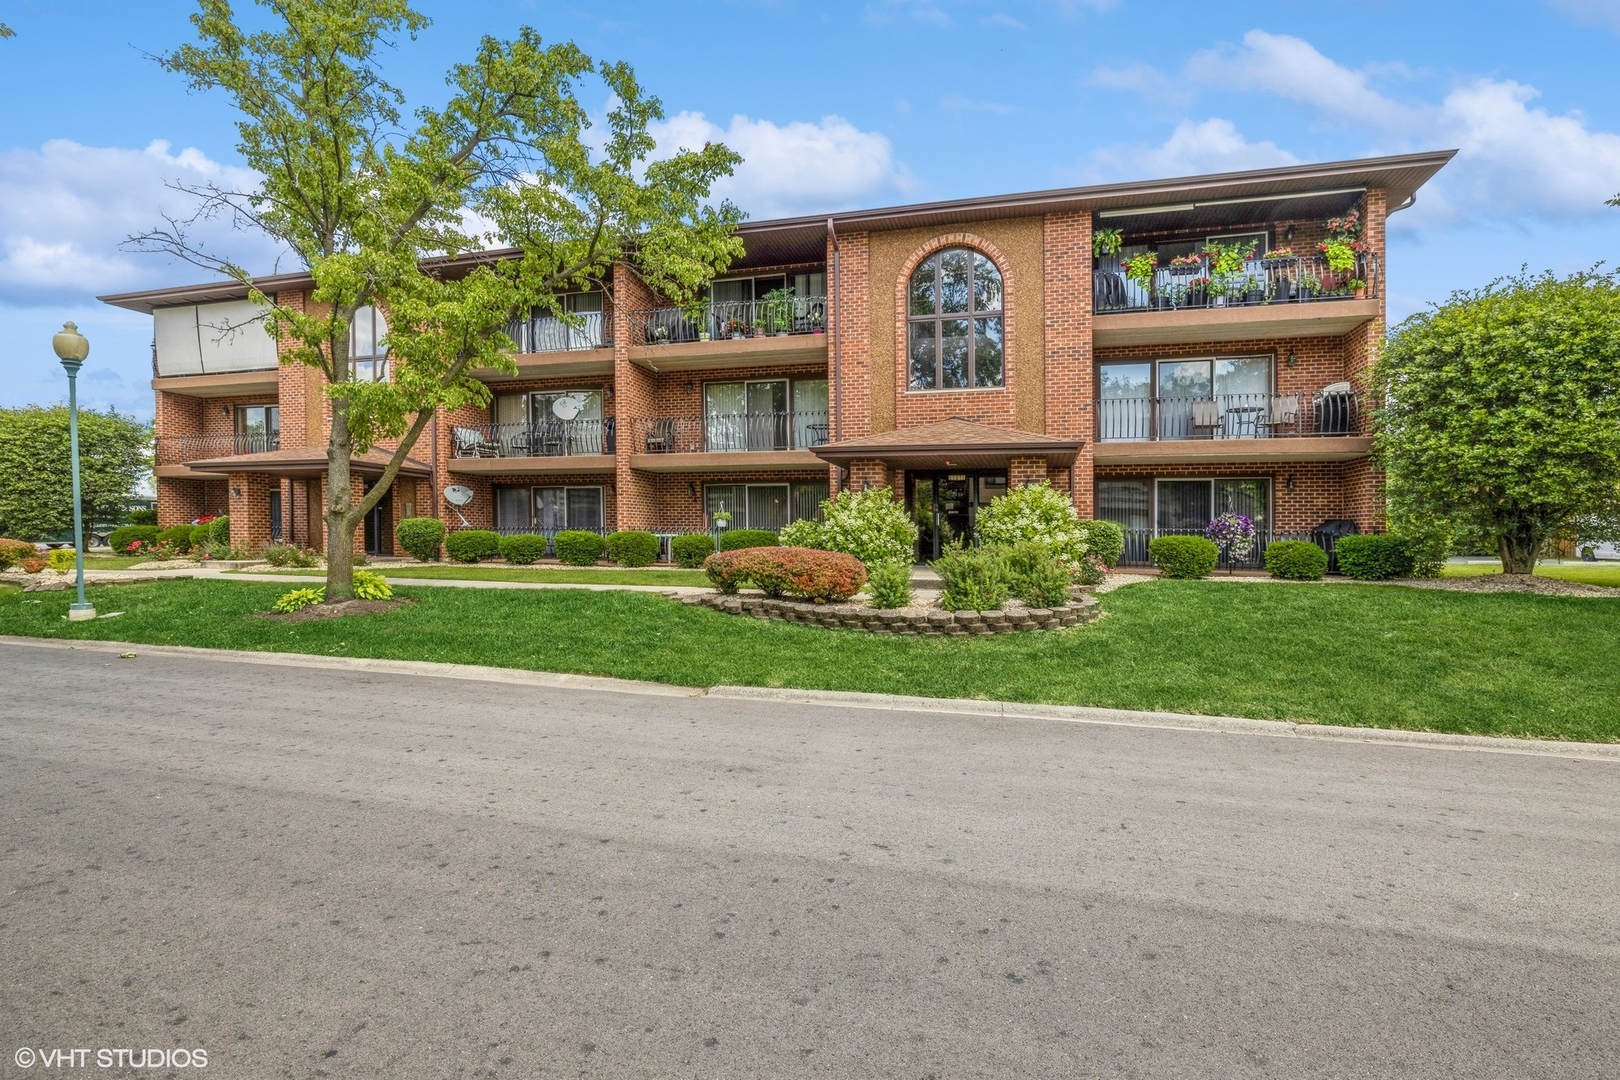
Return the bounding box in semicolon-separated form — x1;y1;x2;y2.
235;564;711;587
3;578;1618;741
84;554;162;570
1440;561;1620;588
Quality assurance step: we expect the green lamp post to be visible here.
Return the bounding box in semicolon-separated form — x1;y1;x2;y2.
52;321;95;621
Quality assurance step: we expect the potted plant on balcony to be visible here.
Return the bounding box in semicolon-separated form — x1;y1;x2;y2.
1092;227;1123;262
1204;239;1258;307
760;287;797;336
685;298;712;342
1317;210;1366;291
723;316;748;340
1123;250;1157;293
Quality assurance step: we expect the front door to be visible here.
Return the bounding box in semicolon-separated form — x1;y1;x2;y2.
909;471;1008;561
269;489;283;544
363;480;393;556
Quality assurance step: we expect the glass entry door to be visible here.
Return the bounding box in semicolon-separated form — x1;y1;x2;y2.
910;471;1007;561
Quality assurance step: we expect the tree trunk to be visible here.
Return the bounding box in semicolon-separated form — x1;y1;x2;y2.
325;401;358;601
1497;520;1538;575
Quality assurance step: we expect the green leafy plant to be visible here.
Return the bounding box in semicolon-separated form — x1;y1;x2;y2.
445;529;501;563
974;481;1088;569
1000;542;1071;607
704;547;866;602
1092;228;1123;258
1079;519;1125;568
272;587;325;613
606;530;660;567
759;287;797;334
1332;534;1416;581
1263;539;1329;580
777;518;824;549
0;538;37;569
864;561;914;609
814;487;917;568
395;517;447;561
498;533;548;564
157;524;195;554
46;547;77;572
209;516;231;543
351;569;393;600
108;525;161;554
932;545;1008;611
190;523;213;548
264;544;321;568
1123;250;1158;289
717;528;778;552
1149;535;1219;578
553;530;606;566
0;404;150;542
670;533;715;568
128;509;159;526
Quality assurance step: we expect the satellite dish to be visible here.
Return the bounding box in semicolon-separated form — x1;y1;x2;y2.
443;485;474;506
551;394;585;421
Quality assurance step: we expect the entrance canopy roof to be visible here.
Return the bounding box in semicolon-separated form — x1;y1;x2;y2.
811;418;1081;471
183;447;432;479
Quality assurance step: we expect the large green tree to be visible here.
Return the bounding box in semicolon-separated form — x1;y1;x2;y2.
0;406;151;541
136;0;743;599
1373;269;1620;573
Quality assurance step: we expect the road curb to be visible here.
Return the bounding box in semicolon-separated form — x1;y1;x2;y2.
7;635;1616;762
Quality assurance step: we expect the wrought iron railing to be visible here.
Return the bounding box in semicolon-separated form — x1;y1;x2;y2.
155;431;280;465
503;311;611;354
1118;527;1272;570
1094;253;1378;314
631;296;828;347
632;411;830;454
1097;390;1363;442
451;419;615;459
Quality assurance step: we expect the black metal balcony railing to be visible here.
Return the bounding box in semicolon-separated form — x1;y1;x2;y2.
155;431;280;465
1094;253;1379;314
631;296;828;347
633;411;830;454
1097;390;1363;442
1120;527;1273;570
452;419;615;459
502;312;612;354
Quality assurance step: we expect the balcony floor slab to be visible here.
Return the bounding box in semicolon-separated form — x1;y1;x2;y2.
151;371;281;398
629;450;827;474
1093;436;1373;465
447;455;616;475
629;335;827;372
1094;298;1378;347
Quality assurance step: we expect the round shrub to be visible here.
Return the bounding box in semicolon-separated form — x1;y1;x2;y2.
444;529;501;563
718;528;778;552
670;533;715;569
128;509;159;526
1333;534;1415;581
1079;519;1126;568
0;538;39;569
816;487;917;567
47;547;78;572
108;525;161;554
865;561;914;609
157;524;195;553
209;515;231;544
607;530;660;567
1264;539;1329;580
1149;534;1219;579
975;481;1089;568
498;534;547;564
931;545;1008;611
395;517;447;562
190;523;213;548
704;547;867;602
553;530;606;566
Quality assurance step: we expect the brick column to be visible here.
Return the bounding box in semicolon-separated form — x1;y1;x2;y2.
613;262;661;529
1044;210;1094;518
848;458;888;492
228;472;274;551
1009;456;1047;488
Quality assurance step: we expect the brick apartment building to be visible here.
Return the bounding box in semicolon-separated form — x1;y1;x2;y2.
102;150;1453;564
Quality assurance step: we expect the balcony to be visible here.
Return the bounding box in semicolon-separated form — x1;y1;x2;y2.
476;312;615;383
629;411;829;473
1094;389;1372;464
155;432;280;475
627;298;828;372
1092;253;1380;347
447;419;616;475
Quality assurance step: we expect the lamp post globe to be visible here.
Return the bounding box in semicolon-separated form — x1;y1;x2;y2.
54;321;94;621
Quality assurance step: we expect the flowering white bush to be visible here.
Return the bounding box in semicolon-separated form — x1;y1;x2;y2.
777;517;825;549
815;487;917;567
975;481;1089;568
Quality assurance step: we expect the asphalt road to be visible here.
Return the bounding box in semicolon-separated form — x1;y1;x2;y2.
2;642;1617;1079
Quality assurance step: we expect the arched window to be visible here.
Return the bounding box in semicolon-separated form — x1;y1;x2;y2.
907;248;1003;390
349;306;389;382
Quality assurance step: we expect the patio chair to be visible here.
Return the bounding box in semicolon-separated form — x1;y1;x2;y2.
533;420;567;457
452;426;499;458
804;423;830;448
1254;394;1301;437
643;418;676;453
1189;399;1222;439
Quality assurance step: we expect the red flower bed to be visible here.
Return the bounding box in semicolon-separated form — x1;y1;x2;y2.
704;547;867;603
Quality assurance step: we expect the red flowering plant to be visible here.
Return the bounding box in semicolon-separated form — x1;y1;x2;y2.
1319;210;1369;273
1168;253;1204;268
704;548;867;603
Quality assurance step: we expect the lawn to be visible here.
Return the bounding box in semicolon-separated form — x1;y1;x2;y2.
3;578;1617;742
83;554;162;570
1441;561;1620;588
234;564;711;587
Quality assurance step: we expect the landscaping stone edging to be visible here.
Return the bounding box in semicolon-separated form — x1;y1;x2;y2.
680;592;1099;634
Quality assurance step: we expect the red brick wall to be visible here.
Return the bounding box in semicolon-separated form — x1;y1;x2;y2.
1043;210;1094;516
831;230;872;443
613;263;661;529
649;470;830;532
1094;461;1366;535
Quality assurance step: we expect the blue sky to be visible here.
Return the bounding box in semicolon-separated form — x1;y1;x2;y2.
3;0;1619;420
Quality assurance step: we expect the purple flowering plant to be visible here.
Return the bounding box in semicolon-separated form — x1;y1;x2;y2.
1205;512;1257;561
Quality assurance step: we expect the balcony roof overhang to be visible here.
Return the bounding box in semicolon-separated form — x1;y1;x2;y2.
811;418;1081;471
181;447;432;479
151;370;281;398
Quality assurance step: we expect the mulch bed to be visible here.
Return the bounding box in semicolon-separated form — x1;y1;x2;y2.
1391;575;1617;598
254;598;417;623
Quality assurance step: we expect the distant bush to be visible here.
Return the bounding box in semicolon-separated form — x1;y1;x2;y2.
0;538;38;569
263;544;321;568
395;517;446;562
498;534;547;565
1149;535;1218;579
670;533;715;568
1333;534;1415;581
128;509;158;526
157;524;195;553
553;530;605;566
444;529;500;563
1264;539;1329;581
606;530;660;567
47;547;78;572
1079;519;1126;568
718;528;778;552
108;525;161;554
704;547;866;602
864;561;914;609
932;545;1008;611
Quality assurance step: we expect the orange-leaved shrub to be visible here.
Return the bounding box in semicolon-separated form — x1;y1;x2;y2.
703;547;867;603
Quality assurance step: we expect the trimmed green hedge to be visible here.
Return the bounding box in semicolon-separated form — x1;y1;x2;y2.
670;533;715;569
554;530;605;566
395;517;446;561
444;529;501;563
1080;519;1126;568
1149;534;1219;579
718;528;778;552
109;525;161;554
1333;534;1415;581
128;509;158;526
606;530;659;567
498;533;548;565
209;516;231;543
1264;539;1329;580
190;524;213;547
157;524;195;553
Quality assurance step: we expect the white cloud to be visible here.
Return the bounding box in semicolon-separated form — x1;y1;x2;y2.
1087;61;1191;106
1082;118;1297;181
0;139;282;306
1185;30;1425;130
653;113;916;220
1548;0;1620;31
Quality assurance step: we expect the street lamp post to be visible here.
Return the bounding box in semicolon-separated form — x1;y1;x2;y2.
52;321;95;621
